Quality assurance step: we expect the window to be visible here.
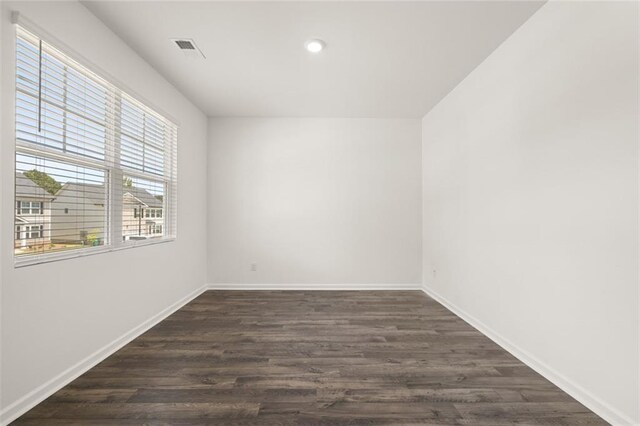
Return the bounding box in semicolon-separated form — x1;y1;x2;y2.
16;225;44;240
17;201;43;215
14;27;177;265
26;225;44;239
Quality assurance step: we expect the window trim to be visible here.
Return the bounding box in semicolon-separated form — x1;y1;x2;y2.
13;16;179;268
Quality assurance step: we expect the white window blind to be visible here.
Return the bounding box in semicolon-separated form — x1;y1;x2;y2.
14;26;178;266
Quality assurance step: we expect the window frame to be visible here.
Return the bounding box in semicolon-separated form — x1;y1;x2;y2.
13;22;178;268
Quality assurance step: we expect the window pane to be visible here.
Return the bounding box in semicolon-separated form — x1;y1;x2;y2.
16;31;109;162
15;154;108;257
120;97;166;177
122;175;165;241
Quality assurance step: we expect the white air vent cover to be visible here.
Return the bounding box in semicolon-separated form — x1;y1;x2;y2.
170;38;205;59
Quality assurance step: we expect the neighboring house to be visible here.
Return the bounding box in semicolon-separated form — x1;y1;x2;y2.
14;173;54;249
50;182;107;244
122;186;164;239
16;172;163;248
49;182;164;244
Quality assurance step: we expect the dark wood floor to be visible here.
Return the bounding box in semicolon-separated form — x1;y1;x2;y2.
14;291;605;425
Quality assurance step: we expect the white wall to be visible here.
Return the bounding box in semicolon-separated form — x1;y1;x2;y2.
208;118;422;286
421;2;638;424
0;1;208;421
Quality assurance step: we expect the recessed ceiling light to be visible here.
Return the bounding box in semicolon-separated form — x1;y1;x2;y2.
305;39;325;53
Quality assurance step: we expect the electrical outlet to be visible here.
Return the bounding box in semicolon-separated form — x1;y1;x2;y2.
250;263;257;272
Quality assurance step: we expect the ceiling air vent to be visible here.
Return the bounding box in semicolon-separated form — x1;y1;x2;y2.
170;38;206;59
175;39;195;50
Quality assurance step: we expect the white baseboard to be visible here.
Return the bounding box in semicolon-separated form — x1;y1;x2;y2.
421;284;636;426
0;284;208;426
207;283;422;290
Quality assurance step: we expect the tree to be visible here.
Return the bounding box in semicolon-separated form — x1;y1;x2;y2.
24;169;62;195
123;176;133;188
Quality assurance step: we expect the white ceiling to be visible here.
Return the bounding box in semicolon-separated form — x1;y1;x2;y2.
83;1;544;118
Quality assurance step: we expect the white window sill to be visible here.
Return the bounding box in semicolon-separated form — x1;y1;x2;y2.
14;237;176;268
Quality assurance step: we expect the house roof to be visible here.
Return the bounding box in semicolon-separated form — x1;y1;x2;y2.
16;173;162;208
55;182;107;206
55;183;162;208
124;186;163;208
15;173;56;200
15;216;29;224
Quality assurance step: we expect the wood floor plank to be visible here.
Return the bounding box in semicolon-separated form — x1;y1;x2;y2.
12;291;606;425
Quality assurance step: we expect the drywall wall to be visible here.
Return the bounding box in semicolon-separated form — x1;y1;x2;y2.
421;1;638;424
0;1;208;421
208;118;422;286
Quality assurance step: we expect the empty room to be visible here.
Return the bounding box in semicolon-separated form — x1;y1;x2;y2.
0;0;638;424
